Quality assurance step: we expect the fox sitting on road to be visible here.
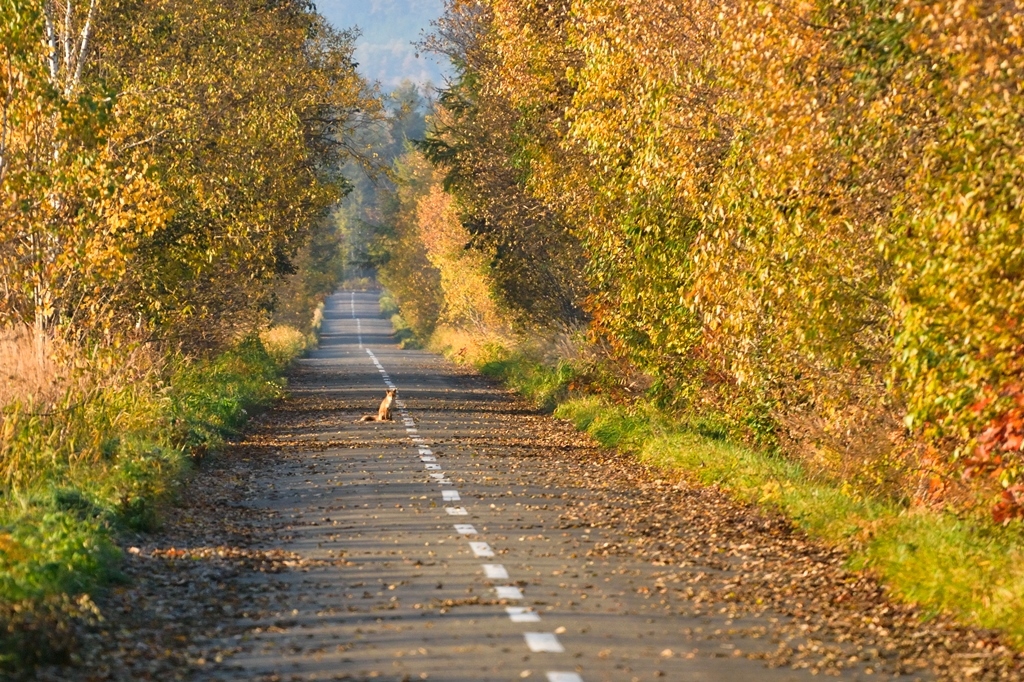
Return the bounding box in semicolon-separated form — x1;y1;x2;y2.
358;388;397;422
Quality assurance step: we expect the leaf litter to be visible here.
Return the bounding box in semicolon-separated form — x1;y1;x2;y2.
30;357;1024;681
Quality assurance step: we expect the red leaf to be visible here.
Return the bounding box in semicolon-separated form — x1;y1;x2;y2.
978;426;1002;444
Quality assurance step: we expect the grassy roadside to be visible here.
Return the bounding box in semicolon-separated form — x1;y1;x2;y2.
379;291;421;349
436;338;1024;647
0;326;312;668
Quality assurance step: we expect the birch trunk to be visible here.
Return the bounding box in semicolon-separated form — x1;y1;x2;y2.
42;0;99;96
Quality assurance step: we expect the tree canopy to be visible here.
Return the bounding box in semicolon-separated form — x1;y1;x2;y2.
372;0;1024;520
1;0;380;348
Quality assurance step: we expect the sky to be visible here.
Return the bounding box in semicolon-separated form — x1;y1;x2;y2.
315;0;451;91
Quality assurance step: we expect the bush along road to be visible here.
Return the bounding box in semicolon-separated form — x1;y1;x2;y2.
41;291;1023;681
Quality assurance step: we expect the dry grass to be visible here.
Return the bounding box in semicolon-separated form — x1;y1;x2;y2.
259;325;309;369
0;327;167;493
0;326;69;408
429;324;513;364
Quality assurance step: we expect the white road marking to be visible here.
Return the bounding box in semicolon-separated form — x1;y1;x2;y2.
469;542;494;557
546;674;583;682
524;633;564;653
482;564;508;579
506;607;540;623
354;298;583;679
495;586;523;599
493;581;520;598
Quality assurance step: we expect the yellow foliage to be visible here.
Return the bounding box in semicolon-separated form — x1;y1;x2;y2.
425;0;1024;506
1;0;378;349
417;181;505;332
259;325;309;369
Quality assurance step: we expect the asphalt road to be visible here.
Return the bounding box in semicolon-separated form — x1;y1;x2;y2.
192;290;931;682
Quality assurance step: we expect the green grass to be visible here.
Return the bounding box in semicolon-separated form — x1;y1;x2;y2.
390;314;421;349
476;345;576;412
380;293;423;349
0;335;302;668
553;394;1024;644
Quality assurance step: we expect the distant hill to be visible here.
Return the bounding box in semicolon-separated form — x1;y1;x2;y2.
316;0;451;90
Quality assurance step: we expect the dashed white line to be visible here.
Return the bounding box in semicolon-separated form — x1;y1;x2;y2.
358;316;585;682
506;606;541;623
495;586;523;600
482;563;508;579
546;674;583;682
350;292;356;317
469;542;494;557
524;633;564;653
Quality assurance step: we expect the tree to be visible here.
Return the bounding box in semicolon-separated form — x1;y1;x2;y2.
1;0;381;350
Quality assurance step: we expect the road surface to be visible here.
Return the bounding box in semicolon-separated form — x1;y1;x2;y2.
196;291;933;682
50;290;1006;681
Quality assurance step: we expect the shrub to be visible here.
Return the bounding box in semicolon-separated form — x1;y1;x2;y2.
0;331;287;670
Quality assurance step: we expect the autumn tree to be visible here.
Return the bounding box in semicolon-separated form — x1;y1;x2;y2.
403;0;1024;515
0;0;167;343
423;0;589;326
1;0;379;349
